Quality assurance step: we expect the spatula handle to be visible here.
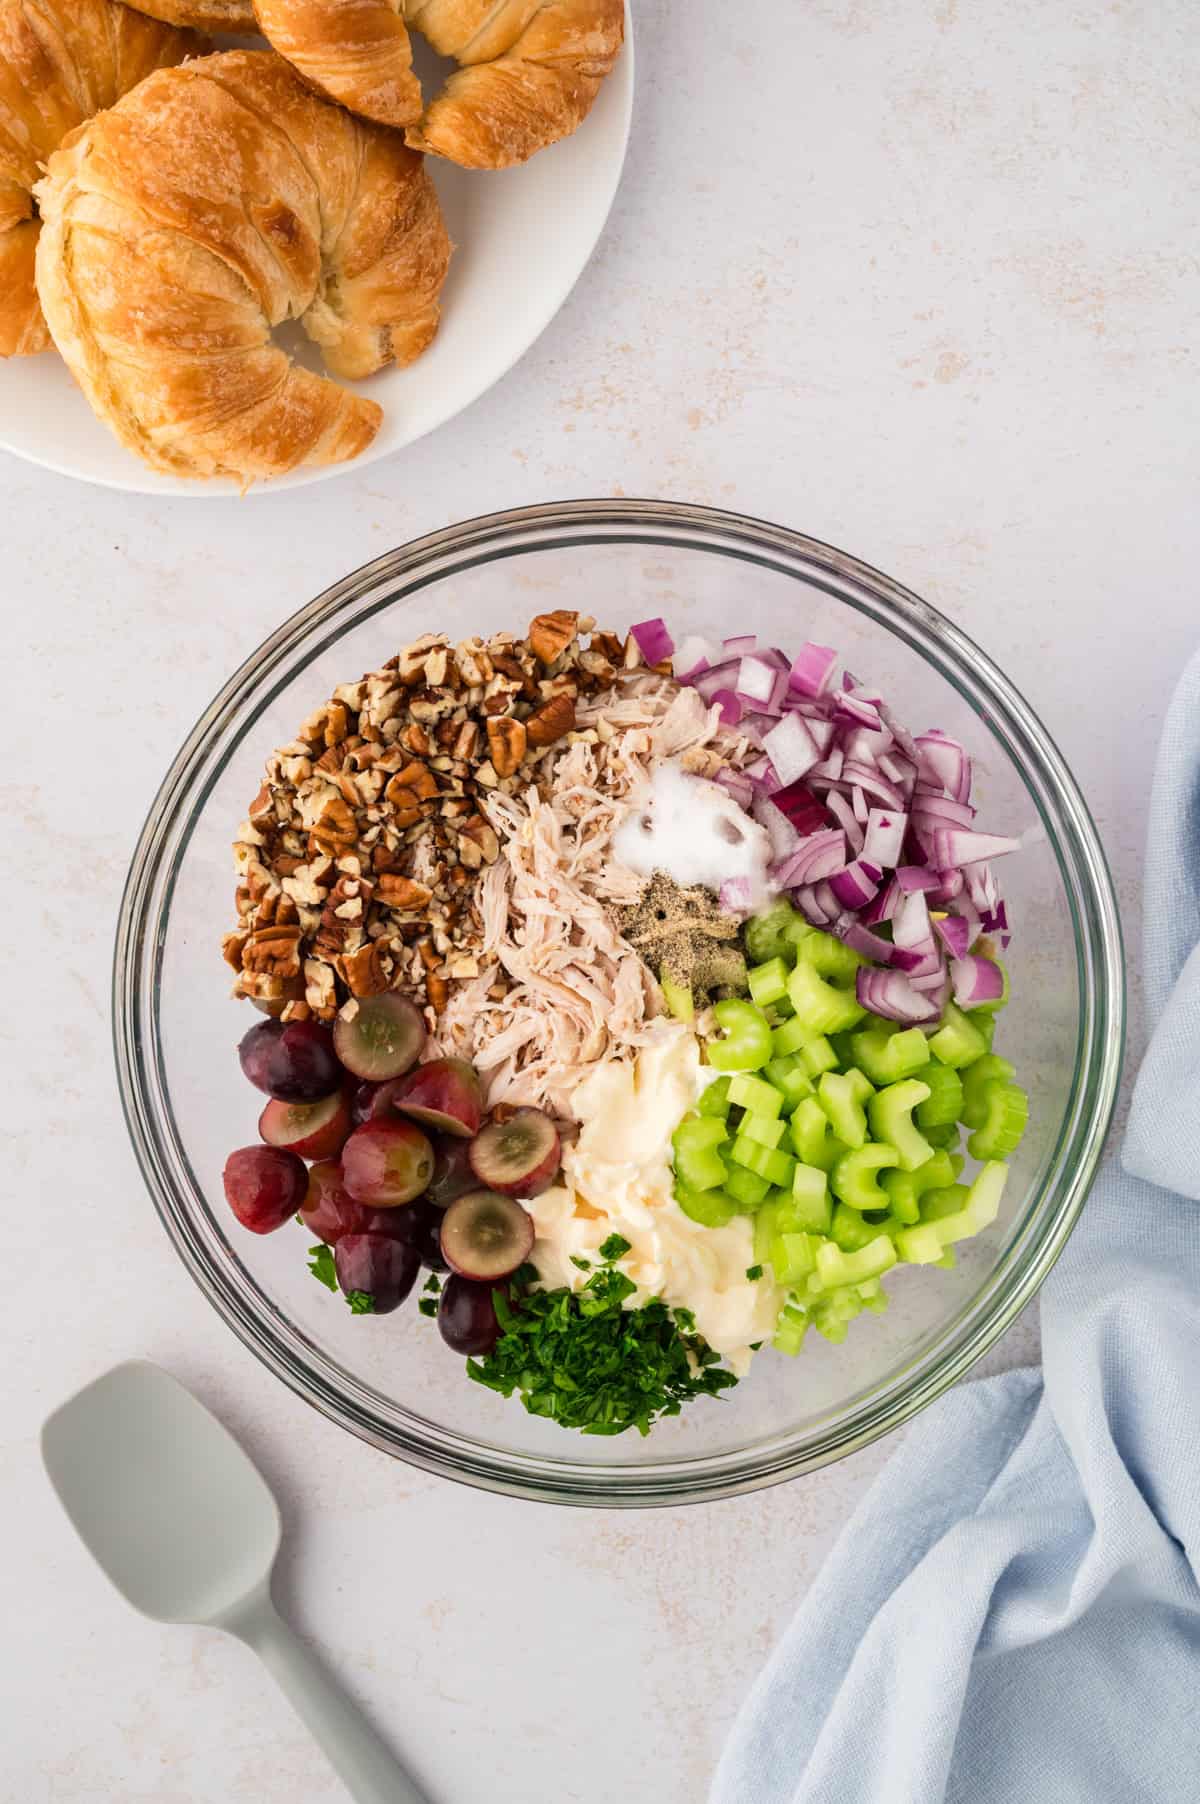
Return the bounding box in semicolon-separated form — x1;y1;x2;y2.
236;1598;431;1804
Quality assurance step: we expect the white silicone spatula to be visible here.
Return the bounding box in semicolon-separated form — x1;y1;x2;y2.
42;1360;431;1804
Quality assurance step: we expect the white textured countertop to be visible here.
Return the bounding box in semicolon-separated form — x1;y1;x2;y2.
7;2;1199;1798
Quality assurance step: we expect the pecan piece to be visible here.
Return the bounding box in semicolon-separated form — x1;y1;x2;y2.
376;873;434;911
459;816;500;864
528;609;578;665
486;715;527;777
426;972;449;1014
341;940;390;998
385;761;440;804
525;692;576;748
243;926;302;980
311;795;358;853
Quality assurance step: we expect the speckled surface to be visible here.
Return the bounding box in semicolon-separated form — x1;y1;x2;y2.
7;2;1199;1798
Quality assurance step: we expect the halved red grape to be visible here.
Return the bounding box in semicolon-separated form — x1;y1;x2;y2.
223;1145;307;1234
258;1088;352;1162
390;1057;482;1138
438;1275;506;1355
440;1190;534;1282
401;1198;449;1270
341;1118;434;1208
299;1161;371;1244
425;1135;477;1209
333;994;426;1082
468;1108;561;1198
239;1018;340;1103
334;1234;420;1314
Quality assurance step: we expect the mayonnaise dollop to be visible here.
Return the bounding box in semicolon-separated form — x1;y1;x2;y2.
524;1024;783;1376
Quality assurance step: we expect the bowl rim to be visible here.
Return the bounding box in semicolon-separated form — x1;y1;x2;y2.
113;498;1125;1506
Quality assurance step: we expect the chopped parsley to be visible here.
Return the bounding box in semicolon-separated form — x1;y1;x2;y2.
569;1255;592;1273
346;1291;375;1314
307;1244;337;1292
467;1254;737;1436
423;1274;442;1294
746;1264;764;1281
418;1297;439;1317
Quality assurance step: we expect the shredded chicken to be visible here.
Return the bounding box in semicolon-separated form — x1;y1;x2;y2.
432;679;752;1117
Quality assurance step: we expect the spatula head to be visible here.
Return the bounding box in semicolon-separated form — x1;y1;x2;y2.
42;1361;281;1626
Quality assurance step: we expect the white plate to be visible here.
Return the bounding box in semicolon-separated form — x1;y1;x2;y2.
0;14;633;496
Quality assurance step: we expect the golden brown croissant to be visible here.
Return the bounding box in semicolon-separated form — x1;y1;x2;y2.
0;0;202;358
121;0;256;34
253;0;624;167
35;50;452;483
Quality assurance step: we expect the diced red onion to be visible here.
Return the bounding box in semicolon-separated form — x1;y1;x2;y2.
788;642;838;699
718;876;754;915
773;828;847;887
630;618;674;665
862;808;908;870
915;732;971;804
752;792;801;861
841;921;901;964
833;692;882;731
768;781;830;836
763;713;821;787
878;751;917;797
895;864;940;893
829;860;882;910
841;725;895;765
841;761;905;810
981;900;1009;934
825;789;865;854
736;656;778;706
794;884;835;926
932;829;1020;869
715;767;755;808
950;954;1006;1008
851;786;869;825
861;875;901;925
855;968;941;1025
934;914;971;960
911;970;951;1013
929;867;965;904
809;748;844;783
892;889;932;950
965;862;1000;913
723;635;758;657
692;659;739;703
672;633;717;682
911;793;976;829
710;688;743;728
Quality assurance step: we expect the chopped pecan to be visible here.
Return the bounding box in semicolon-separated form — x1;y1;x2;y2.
341;940;390;997
528;610;578;665
376;873;434;911
526;693;576;747
243;925;302;980
426;972;449;1014
486;716;527;776
459;816;500;864
311;795;357;852
222;929;249;970
384;761;439;804
248;784;274;826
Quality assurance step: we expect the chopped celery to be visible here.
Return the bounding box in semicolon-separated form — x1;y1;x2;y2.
787;960;866;1035
928;1002;990;1068
960;1054;1016;1128
730;1136;796;1188
707;999;773;1073
674;1183;738;1228
815;1235;896;1290
915;1063;963;1129
967;1083;1029;1160
660;972;694;1023
817;1071;873;1148
831;1202;886;1250
881;1148;958;1223
791;1162;832;1233
772;1016;813;1057
748;956;790;1008
789;1097;849;1171
773;1303;810;1356
829;1030;860;1070
975;1012;997;1053
744;901;801;965
726;1164;772;1210
867;1078;934;1172
799;1035;840;1078
895;1221;945;1264
697;1076;733;1120
728;1072;783;1119
831;1142;899;1210
763;1055;813;1112
850;1025;932;1086
742;1115;787;1150
923;1120;960;1147
844;1068;875;1104
920;1183;970;1221
769;1230;820;1284
671;1116;729;1192
794;929;864;982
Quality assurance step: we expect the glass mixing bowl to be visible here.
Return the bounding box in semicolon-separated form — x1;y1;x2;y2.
114;500;1124;1506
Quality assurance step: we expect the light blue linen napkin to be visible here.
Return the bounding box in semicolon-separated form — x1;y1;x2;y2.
713;650;1200;1804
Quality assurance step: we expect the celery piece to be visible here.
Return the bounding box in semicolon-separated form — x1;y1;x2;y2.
794;928;864;982
707;998;773;1073
742;1114;787;1150
975;1012;997;1053
881;1148;958;1224
769;1231;819;1285
791;1162;832;1233
935;1248;957;1270
744;901;802;966
764;1056;813;1113
844;1067;875;1105
831;1202;884;1251
671;1116;729;1192
660;972;695;1023
731;1136;796;1188
728;1072;783;1119
895;1222;945;1264
920;1183;970;1222
929;1002;989;1068
832;1143;899;1210
697;1076;733;1120
787;959;866;1036
674;1183;738;1228
868;1078;934;1172
858;1279;889;1313
829;1030;860;1070
923;1120;960;1148
915;1063;963;1129
815;1235;897;1290
960;1053;1016;1128
773;1302;810;1356
799;1035;840;1078
915;1161;1009;1249
968;1083;1029;1160
748;956;791;1009
817;1071;873;1148
850;1025;931;1086
772;1016;813;1057
789;1096;849;1171
726;1164;773;1211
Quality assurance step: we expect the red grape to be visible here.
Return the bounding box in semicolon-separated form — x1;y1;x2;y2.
238;1019;340;1103
438;1276;505;1356
341;1118;434;1207
223;1145;307;1234
334;1234;420;1314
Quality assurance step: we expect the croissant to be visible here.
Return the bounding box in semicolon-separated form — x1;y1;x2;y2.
253;0;625;167
0;0;202;358
35;50;452;483
120;0;256;33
